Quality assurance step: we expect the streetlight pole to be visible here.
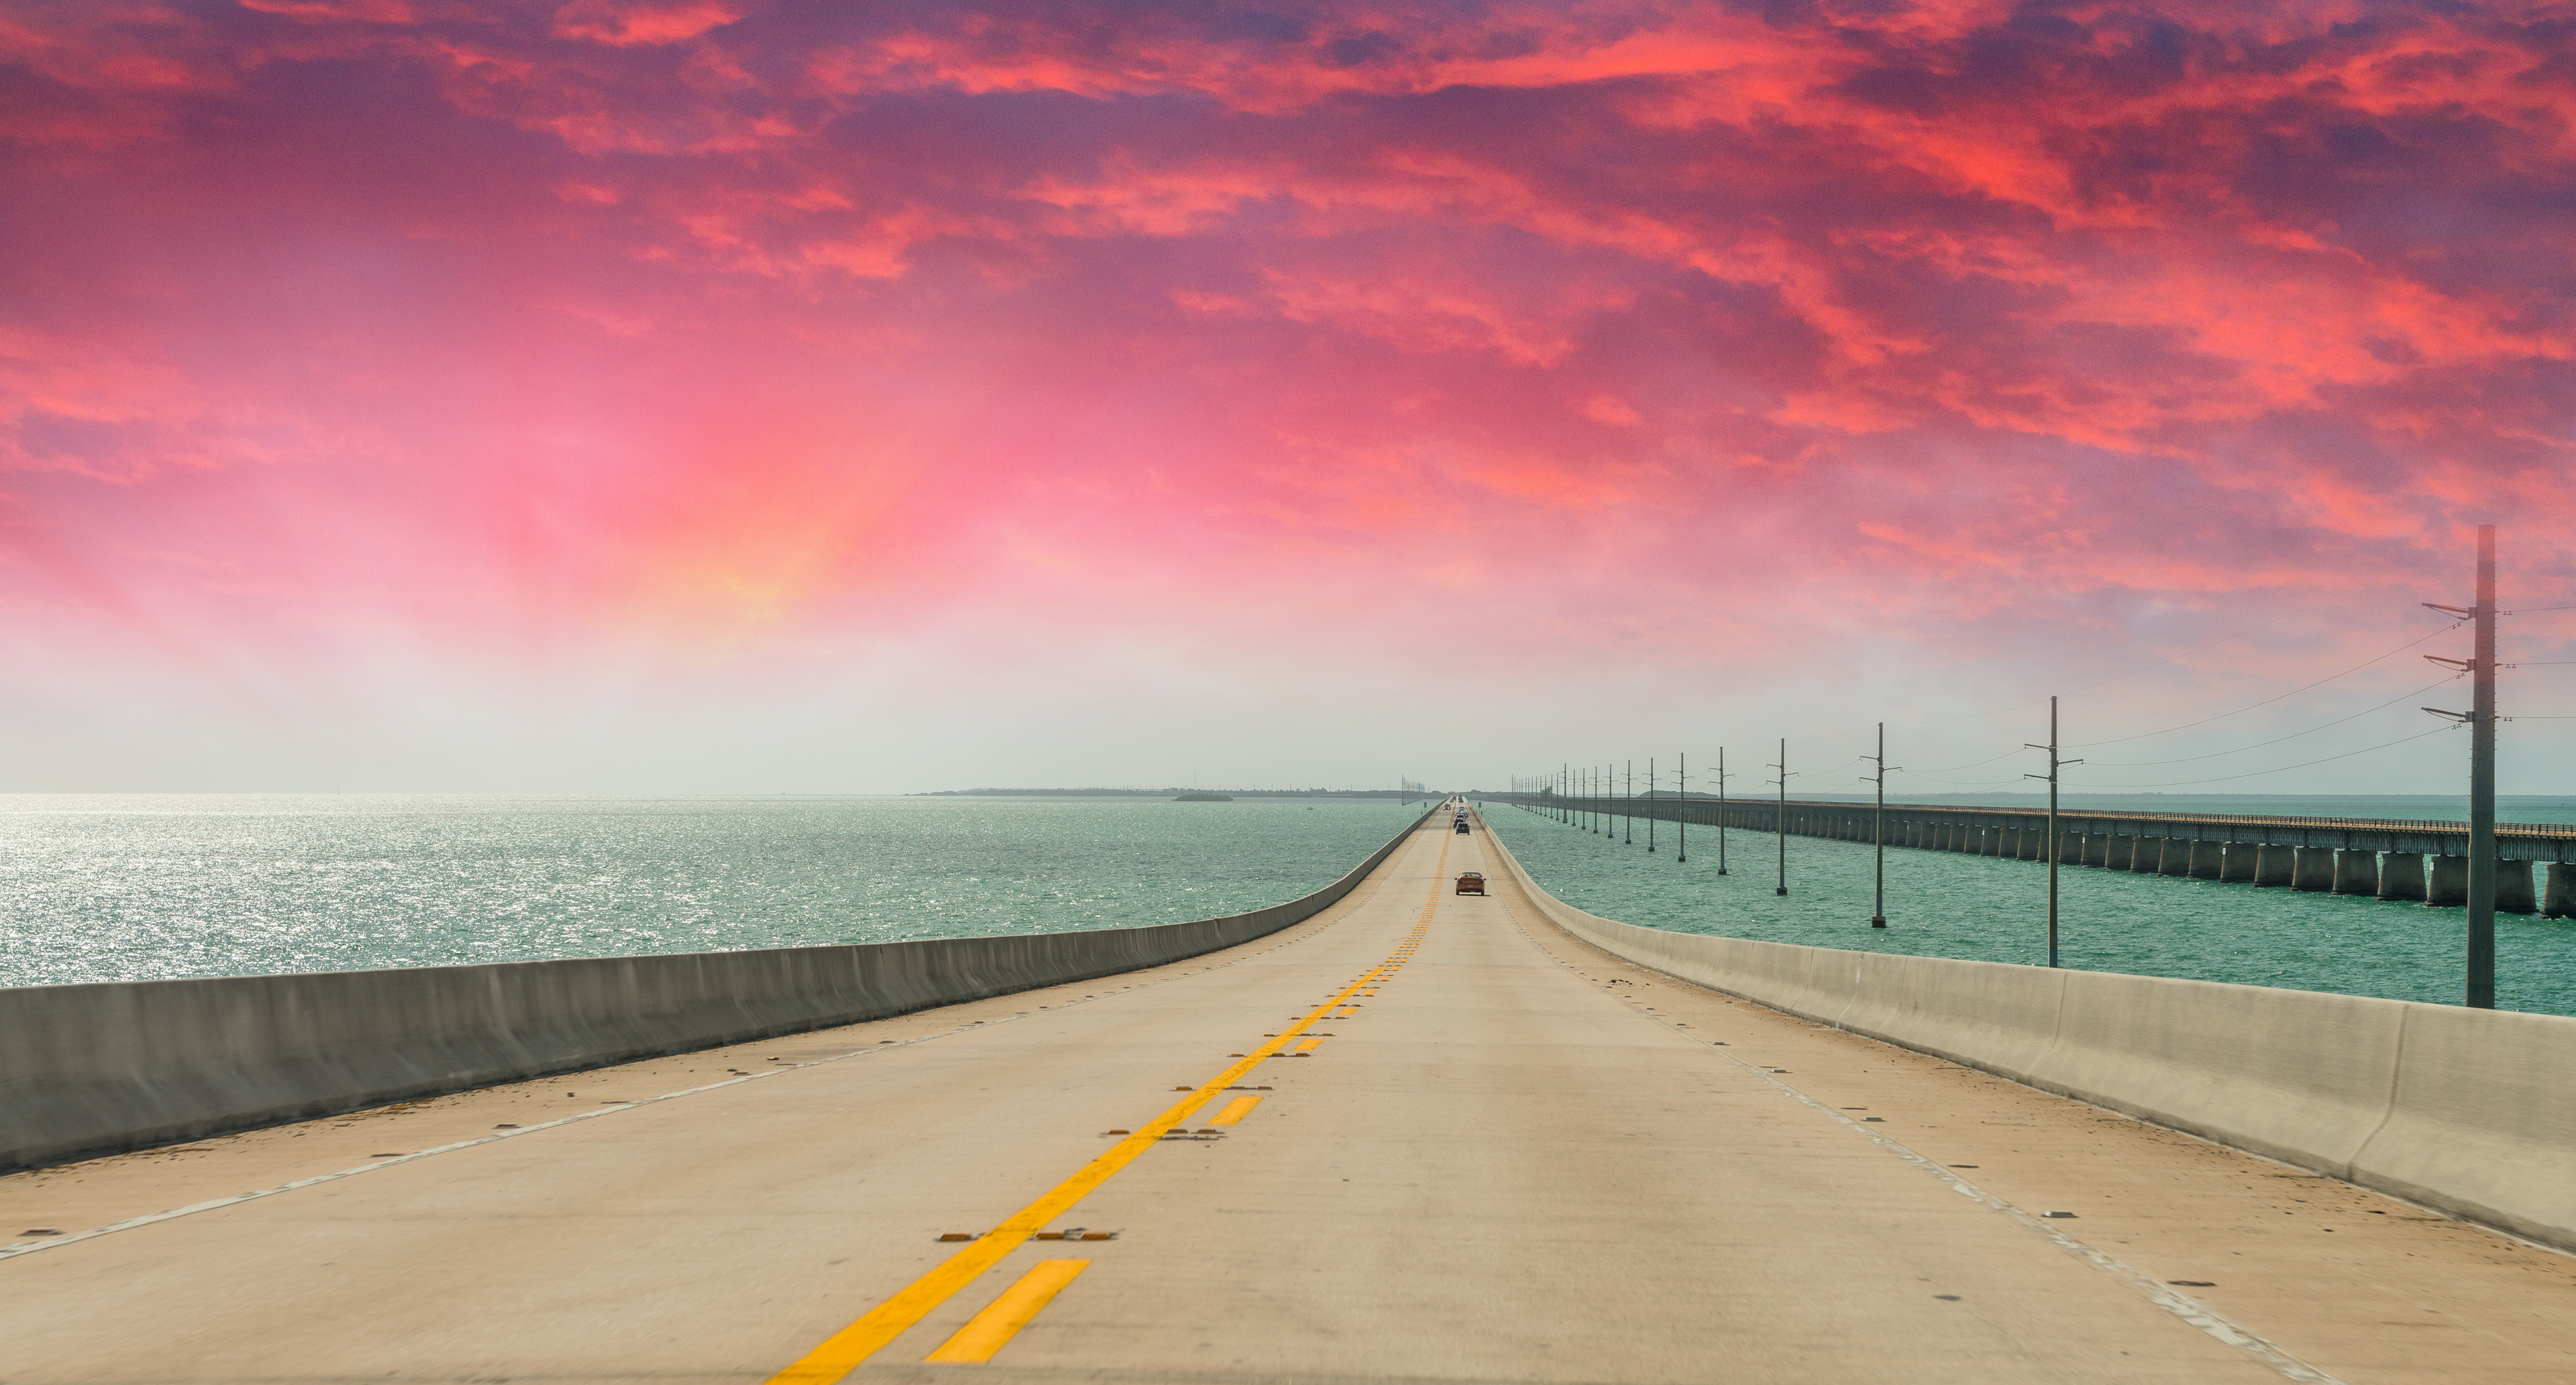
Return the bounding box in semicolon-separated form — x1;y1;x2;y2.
1625;760;1634;845
1648;759;1657;853
2025;697;2082;969
1678;751;1688;863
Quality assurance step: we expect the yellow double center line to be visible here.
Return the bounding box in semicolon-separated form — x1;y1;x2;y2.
764;826;1450;1382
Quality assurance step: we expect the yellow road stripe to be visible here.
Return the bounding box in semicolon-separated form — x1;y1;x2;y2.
761;826;1447;1385
1209;1095;1262;1124
1294;1038;1322;1052
921;1260;1090;1364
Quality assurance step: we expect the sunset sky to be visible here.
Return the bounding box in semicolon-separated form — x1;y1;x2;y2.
4;0;2573;795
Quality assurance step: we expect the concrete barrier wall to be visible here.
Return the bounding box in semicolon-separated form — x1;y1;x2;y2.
1;807;1440;1172
1480;825;2576;1254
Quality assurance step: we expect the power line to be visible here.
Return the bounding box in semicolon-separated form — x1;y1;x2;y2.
2080;675;2459;767
2063;618;2463;749
1763;596;2337;744
2075;724;2461;789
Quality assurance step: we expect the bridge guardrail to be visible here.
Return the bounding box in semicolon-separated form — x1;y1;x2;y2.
0;804;1446;1172
1478;815;2576;1255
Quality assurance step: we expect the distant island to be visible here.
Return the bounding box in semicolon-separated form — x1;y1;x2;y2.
1173;792;1235;802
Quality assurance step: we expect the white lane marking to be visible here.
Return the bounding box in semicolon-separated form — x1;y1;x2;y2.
1487;893;2349;1385
0;847;1434;1266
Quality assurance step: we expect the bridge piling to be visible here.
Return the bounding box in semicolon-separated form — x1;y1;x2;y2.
2428;855;2469;906
2547;863;2575;918
2188;840;2224;880
2332;850;2381;896
2220;843;2258;883
2157;839;2193;877
2499;861;2538;914
2292;847;2337;891
2255;843;2296;886
2380;854;2428;903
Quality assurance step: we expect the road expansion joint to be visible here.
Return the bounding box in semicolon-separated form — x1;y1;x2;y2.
1476;863;2349;1385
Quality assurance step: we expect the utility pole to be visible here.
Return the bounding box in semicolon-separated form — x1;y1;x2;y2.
1863;723;1898;928
1715;748;1729;875
1770;739;1789;895
2473;527;2498;1009
1648;759;1657;853
1625;760;1634;845
1678;752;1688;863
2025;697;2082;968
2423;524;2499;1007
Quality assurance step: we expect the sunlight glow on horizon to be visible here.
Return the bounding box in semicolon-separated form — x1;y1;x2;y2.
3;0;2572;792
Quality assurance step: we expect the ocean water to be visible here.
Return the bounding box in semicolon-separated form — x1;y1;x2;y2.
1482;801;2576;1017
0;795;1423;989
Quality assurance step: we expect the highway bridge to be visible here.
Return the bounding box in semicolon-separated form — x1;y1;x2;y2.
1495;793;2576;914
5;808;2574;1383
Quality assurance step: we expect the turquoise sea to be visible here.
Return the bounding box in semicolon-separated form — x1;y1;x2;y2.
1481;798;2576;1016
0;795;1422;989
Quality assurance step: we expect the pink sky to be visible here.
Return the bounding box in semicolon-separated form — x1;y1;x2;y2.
3;0;2573;793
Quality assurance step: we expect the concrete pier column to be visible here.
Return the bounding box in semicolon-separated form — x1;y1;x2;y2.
2082;834;2108;867
2220;844;2257;883
2426;855;2467;906
2157;840;2194;877
2104;836;2137;870
2379;854;2427;902
2498;861;2538;915
2188;840;2224;879
2253;844;2296;887
2332;850;2379;896
2292;847;2336;892
2058;832;2084;864
2545;863;2575;918
2017;829;2041;861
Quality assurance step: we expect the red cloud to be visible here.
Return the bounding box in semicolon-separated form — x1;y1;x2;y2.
1;0;2569;710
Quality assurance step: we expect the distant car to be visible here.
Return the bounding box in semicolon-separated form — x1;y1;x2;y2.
1454;818;1470;834
1454;871;1485;895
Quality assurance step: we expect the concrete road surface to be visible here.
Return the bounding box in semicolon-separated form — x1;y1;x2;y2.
5;812;2573;1384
